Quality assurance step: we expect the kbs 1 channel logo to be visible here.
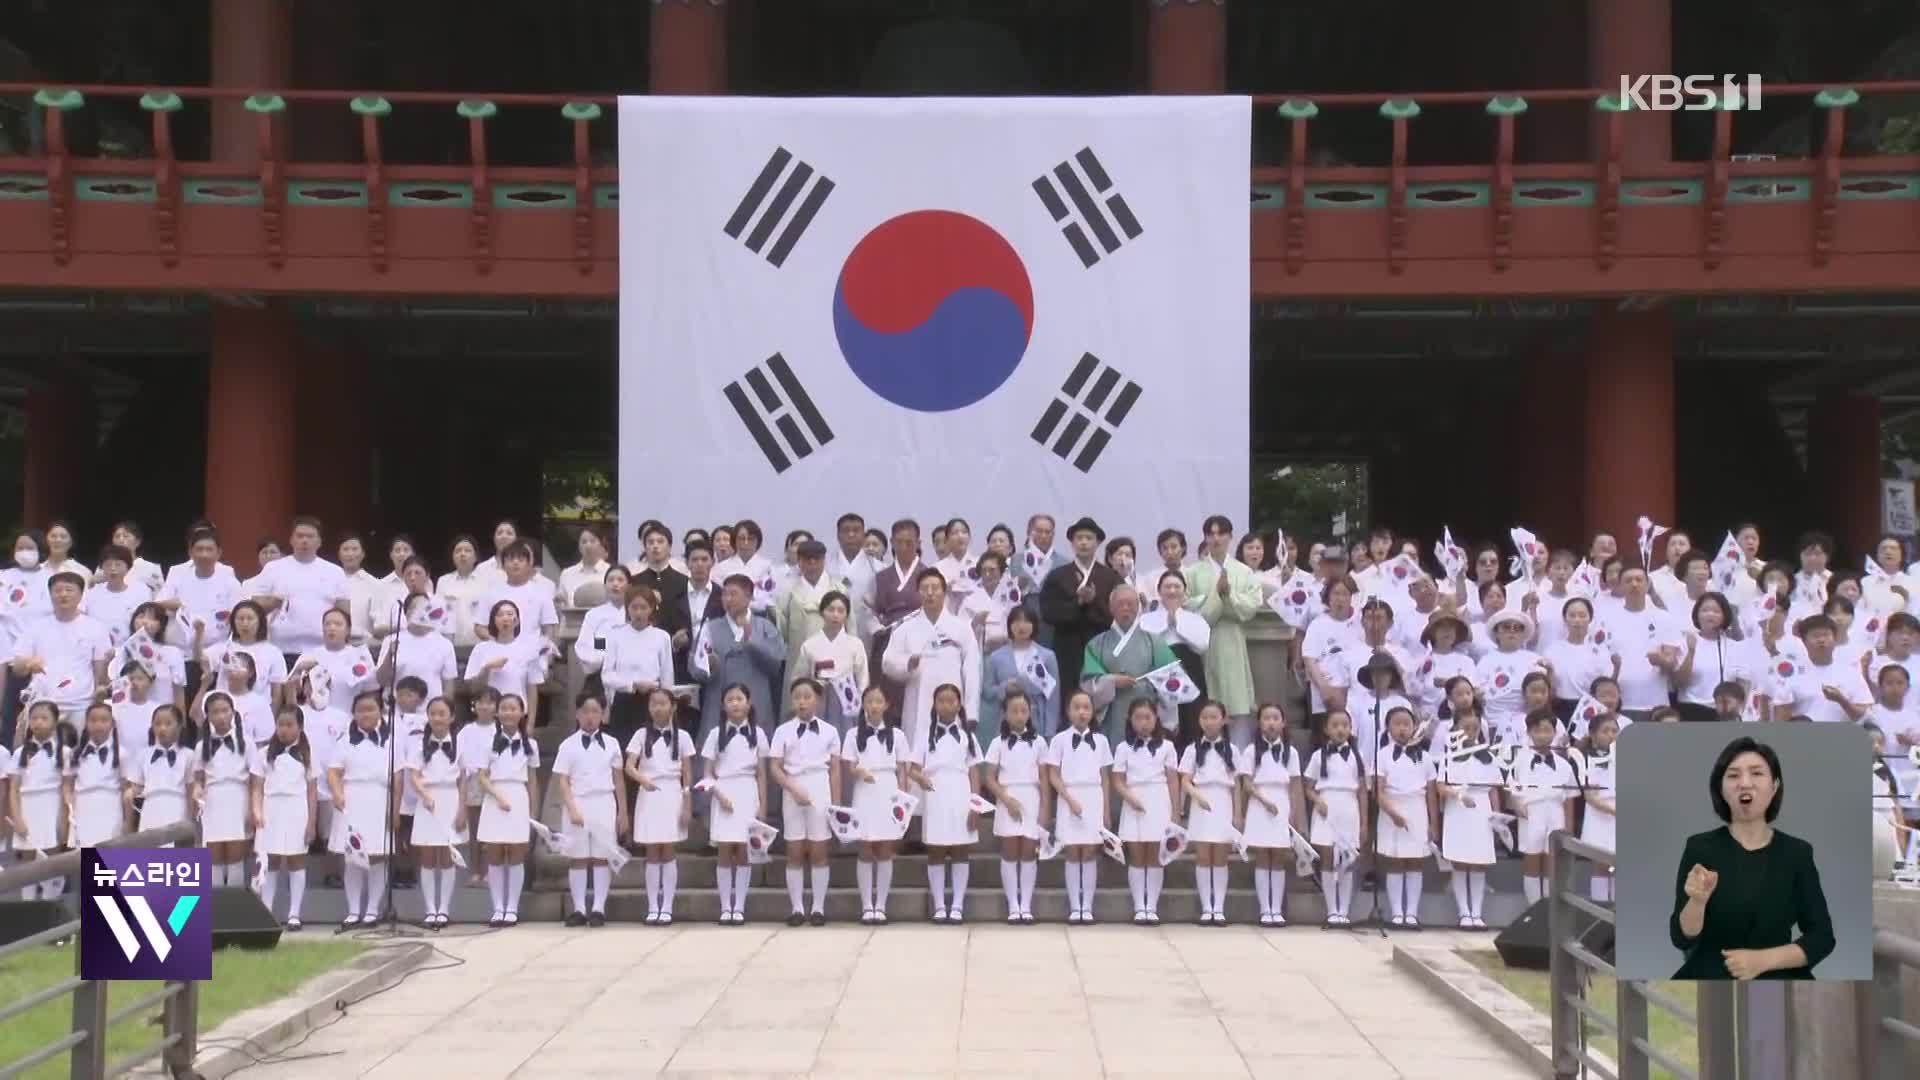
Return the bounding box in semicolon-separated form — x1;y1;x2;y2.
80;848;212;981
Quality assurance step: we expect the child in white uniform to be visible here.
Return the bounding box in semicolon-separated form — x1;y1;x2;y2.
111;659;162;762
552;693;629;928
328;691;397;927
1375;705;1437;928
907;683;983;923
626;687;694;924
9;703;70;896
405;697;463;928
770;679;842;926
1437;701;1502;929
195;691;259;886
69;703;127;848
1509;709;1577;904
1179;701;1241;925
1305;708;1367;927
1574;713;1619;902
983;690;1047;924
253;704;319;930
133;705;193;835
1046;689;1112;923
475;692;538;928
700;684;770;925
1240;703;1306;926
127;603;188;710
839;686;907;924
1113;699;1179;924
455;687;500;882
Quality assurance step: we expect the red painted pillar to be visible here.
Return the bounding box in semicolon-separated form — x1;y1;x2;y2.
208;0;296;576
1806;392;1883;560
1146;0;1227;93
651;0;729;94
1587;0;1672;165
22;376;94;527
296;349;372;541
1583;308;1675;544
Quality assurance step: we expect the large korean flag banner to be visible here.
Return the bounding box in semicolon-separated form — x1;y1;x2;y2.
617;97;1250;560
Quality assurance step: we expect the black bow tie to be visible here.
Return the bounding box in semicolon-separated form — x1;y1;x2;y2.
1260;738;1287;763
581;731;605;750
350;725;386;747
1196;737;1234;771
211;732;240;755
85;742;112;763
719;723;757;753
1127;735;1163;753
1072;731;1094;750
1393;744;1424;762
646;726;680;760
858;723;894;752
429;737;456;761
150;746;177;765
493;735;526;756
1003;728;1035;745
1533;751;1554;768
800;720;819;736
1331;743;1353;760
938;723;963;744
23;739;55;763
1470;748;1493;765
268;739;294;762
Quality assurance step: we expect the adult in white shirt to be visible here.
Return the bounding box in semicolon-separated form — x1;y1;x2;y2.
559;525;614;610
337;534;384;646
825;512;877;641
1302;576;1363;723
1391;575;1445;656
247;518;351;663
372;556;440;641
42;521;91;579
1673;594;1754;722
474;542;560;643
291;608;379;707
379;592;460;702
435;535;489;650
713;519;779;614
599;589;676;744
1773;614;1872;723
933;518;980;616
464;599;551;720
370;536;417;640
9;571;112;732
96;521;165;594
881;567;982;751
1598;566;1687;722
572;565;630;684
472;518;523;587
83;544;152;648
1646;529;1692;610
958;552;1015;656
156;527;242;654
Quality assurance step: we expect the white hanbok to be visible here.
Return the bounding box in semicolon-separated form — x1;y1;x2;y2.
880;608;982;750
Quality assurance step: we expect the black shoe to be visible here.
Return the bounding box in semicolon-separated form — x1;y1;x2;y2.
588;912;607;928
323;873;343;888
393;871;418;889
808;911;826;927
565;912;587;928
787;911;806;927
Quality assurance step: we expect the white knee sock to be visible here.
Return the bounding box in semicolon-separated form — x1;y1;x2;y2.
1001;859;1019;913
505;863;524;915
786;864;805;913
732;866;750;913
874;860;893;910
1064;860;1083;913
1469;870;1487;919
1319;870;1337;918
1019;860;1037;915
418;865;439;916
1405;871;1423;922
1252;867;1271;916
1146;865;1164;913
1523;875;1542;903
662;862;679;915
928;863;949;913
1337;869;1354;917
568;868;588;915
288;868;308;919
717;862;736;913
1451;872;1471;919
1267;868;1283;921
1080;860;1098;915
809;863;829;914
1590;875;1612;902
645;863;663;913
949;861;969;914
1210;866;1229;917
486;864;506;914
366;863;389;918
1128;867;1146;912
591;865;610;914
857;860;875;910
1385;872;1405;919
257;864;278;914
345;864;367;918
437;868;456;917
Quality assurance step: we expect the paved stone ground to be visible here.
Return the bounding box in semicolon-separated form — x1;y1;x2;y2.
234;925;1537;1079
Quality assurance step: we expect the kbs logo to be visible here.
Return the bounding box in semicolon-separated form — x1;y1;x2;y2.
1617;75;1762;112
81;848;212;981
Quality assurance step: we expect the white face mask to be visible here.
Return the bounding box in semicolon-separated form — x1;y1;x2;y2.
13;550;38;570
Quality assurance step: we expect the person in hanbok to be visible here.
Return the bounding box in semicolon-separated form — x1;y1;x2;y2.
825;513;877;642
867;519;927;720
691;575;786;740
1184;515;1263;745
1140;570;1210;743
933;519;979;616
773;541;838;714
796;591;868;735
1040;518;1122;703
983;606;1061;744
880;568;982;752
713;520;778;615
959;552;1014;656
1081;585;1178;742
1139;529;1190;613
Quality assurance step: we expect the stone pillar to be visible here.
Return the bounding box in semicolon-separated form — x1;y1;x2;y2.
1587;0;1672;164
1146;0;1227;94
651;0;729;94
1806;391;1883;560
1582;308;1675;544
21;376;94;527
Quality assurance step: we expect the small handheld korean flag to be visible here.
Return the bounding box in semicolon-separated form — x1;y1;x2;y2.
1098;827;1127;864
1380;553;1421;590
1036;832;1066;861
967;793;995;815
1429;842;1453;873
1434;527;1467;581
1768;654;1803;701
1571;559;1601;596
1142;661;1200;705
122;627;161;667
589;823;633;874
1024;654;1058;699
1636;515;1670;572
828;804;863;844
1268;576;1314;625
827;671;862;716
108;675;132;704
692;777;717;793
1289;826;1319;878
344;826;373;869
1332;840;1360;873
1714;532;1746;592
1021;545;1051;584
745;819;781;865
887;790;919;829
1157;822;1190;865
1568;693;1609;741
447;843;468;870
1225;825;1251;863
529;819;572;856
1909;745;1920;768
1489;812;1517;854
1508;526;1544;580
251;850;268;892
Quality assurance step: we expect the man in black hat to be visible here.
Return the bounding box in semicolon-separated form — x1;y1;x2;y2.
1039;517;1123;701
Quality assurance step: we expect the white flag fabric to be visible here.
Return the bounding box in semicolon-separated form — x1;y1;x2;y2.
1142;661;1201;705
617;97;1250;561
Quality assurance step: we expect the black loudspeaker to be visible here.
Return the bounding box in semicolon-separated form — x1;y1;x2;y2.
0;899;67;947
1493;898;1616;972
210;888;282;950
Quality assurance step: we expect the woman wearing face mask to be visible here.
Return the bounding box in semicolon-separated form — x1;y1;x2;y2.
1;529;54;744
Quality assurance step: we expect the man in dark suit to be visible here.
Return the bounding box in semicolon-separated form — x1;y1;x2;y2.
670;540;725;685
630;519;691;645
1040;516;1122;701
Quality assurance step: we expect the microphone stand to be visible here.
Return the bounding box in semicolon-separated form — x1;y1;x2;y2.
372;606;419;939
1368;691;1387;937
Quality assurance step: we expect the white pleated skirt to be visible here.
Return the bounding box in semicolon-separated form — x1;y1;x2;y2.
1442;796;1495;865
1243;782;1294;848
709;775;759;843
477;779;531;845
781;773;832;842
73;788;124;848
408;782;462;848
332;778;393;857
17;788;63;853
1308;790;1362;848
1376;790;1430;858
850;771;905;843
1186;782;1238;844
139;790;188;837
1118;780;1172;843
561;790;618;859
633;778;688;845
201;780;251;844
921;768;976;847
260;791;311;856
1580;806;1616;853
1055;782;1105;845
994;781;1043;839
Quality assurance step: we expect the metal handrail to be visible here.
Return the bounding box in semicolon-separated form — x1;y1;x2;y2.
0;821;201;1080
1864;927;1920;1079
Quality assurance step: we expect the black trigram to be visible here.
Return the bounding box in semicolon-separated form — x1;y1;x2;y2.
723;353;835;474
1029;353;1141;473
722;147;835;268
1032;147;1143;268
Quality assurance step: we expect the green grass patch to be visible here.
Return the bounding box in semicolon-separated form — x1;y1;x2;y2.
1464;950;1699;1080
0;940;365;1080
